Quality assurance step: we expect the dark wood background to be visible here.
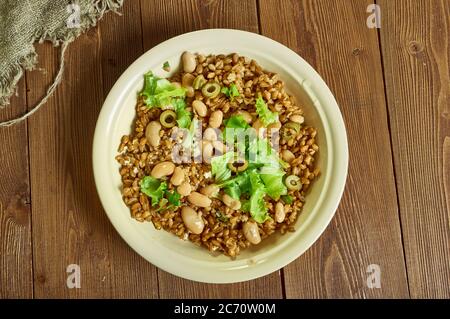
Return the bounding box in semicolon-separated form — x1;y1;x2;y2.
0;0;449;298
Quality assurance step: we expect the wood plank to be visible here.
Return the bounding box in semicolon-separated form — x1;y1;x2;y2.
0;78;33;298
259;0;410;298
26;2;157;297
98;0;160;298
379;0;450;298
140;0;283;298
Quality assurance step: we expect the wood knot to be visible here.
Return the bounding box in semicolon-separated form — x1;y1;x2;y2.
407;41;424;55
5;194;30;226
352;48;362;56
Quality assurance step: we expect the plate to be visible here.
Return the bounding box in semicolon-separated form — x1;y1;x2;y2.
93;29;348;283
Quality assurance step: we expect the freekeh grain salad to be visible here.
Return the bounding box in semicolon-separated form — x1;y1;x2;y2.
116;52;320;257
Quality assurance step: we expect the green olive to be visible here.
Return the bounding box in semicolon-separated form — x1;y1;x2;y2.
160;110;177;128
202;82;221;98
285;175;302;191
193;74;207;90
281;121;301;141
227;159;248;173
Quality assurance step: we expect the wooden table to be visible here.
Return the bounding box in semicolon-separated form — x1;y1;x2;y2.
0;0;449;299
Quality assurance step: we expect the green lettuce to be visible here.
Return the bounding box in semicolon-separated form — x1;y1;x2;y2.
211;152;235;183
281;195;293;205
166;190;181;207
141;71;186;107
255;96;278;126
173;99;192;129
260;166;287;200
221;83;240;101
224;115;250;129
140;176;168;206
248;170;269;223
219;171;251;200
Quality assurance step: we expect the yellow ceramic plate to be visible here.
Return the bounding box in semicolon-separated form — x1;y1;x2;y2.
93;29;348;283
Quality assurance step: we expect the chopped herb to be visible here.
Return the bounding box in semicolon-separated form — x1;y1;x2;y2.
140;176;168;206
221;83;240;101
215;212;229;223
163;61;170;72
255;95;278;126
166;190;181;207
281;195;294;205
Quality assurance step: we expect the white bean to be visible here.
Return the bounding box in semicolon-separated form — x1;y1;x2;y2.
188;192;212;207
202;142;214;163
222;194;241;210
200;184;220;197
290;115;304;124
145;121;161;147
177;182;192;197
170;167;185;186
281;150;295;163
151;161;175;179
181;73;195;87
275;202;286;223
181;207;204;234
242;222;261;245
203;127;218;141
192;100;207;117
182;52;197;73
209;110;223;128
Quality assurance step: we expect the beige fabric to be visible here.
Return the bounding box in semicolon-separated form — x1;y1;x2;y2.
0;0;123;126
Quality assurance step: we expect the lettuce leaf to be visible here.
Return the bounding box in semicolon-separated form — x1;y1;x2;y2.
141;71;186;107
248;170;269;223
255;96;278;126
220;171;251;199
221;83;240;101
173;99;192;129
211;152;235;182
224;115;250;129
166;190;181;207
281;195;293;205
140;176;168;206
248;138;280;168
260;166;287;200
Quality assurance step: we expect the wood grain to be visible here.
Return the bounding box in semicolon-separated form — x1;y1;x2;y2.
26;1;157;298
140;0;282;298
379;0;450;298
0;78;33;298
98;0;160;299
259;0;410;298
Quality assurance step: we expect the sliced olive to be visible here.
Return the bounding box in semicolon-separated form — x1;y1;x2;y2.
227;159;248;172
160;110;177;128
202;82;221;98
281;121;301;141
193;74;207;90
285;175;302;191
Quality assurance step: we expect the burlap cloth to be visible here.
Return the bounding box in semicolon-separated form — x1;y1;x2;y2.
0;0;123;126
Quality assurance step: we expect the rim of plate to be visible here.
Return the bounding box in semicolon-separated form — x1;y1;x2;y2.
93;29;348;283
